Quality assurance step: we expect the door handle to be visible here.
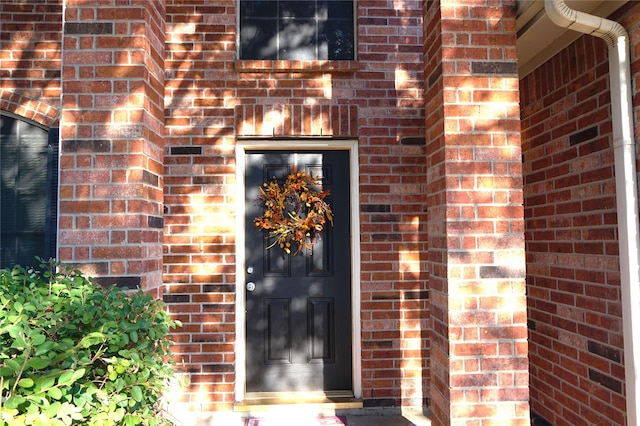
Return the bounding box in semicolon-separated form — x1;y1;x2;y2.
246;282;256;292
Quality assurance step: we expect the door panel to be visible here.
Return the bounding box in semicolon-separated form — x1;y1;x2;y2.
265;299;292;364
308;298;335;362
244;150;352;393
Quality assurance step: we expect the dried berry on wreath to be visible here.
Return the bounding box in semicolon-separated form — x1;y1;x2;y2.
254;168;333;255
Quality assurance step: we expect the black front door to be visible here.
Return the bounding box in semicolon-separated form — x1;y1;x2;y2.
244;150;352;394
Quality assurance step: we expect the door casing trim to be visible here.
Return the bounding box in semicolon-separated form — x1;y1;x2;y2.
234;139;362;402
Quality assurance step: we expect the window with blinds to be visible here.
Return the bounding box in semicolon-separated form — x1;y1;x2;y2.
0;114;58;268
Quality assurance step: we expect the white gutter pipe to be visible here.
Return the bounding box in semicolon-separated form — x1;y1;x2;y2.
545;1;640;424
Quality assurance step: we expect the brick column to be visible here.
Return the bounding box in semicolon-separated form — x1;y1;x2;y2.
59;0;165;296
425;1;529;424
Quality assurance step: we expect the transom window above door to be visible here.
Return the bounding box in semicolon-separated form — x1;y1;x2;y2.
239;0;355;61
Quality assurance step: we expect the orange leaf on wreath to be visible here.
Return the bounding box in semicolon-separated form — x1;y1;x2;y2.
254;168;333;255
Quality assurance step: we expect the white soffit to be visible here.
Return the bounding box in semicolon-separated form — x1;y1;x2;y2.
516;0;628;77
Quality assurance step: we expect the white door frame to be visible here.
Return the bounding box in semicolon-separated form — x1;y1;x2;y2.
234;139;362;402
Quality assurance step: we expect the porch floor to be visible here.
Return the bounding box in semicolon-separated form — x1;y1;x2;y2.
166;407;431;426
344;409;431;426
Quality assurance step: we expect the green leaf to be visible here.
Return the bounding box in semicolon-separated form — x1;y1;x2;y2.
1;407;18;417
130;352;141;363
48;387;63;400
11;334;28;350
22;302;36;312
17;377;34;388
124;414;141;426
0;366;14;377
31;333;46;346
115;378;124;392
4;395;26;409
57;370;74;386
34;375;56;392
6;358;21;371
34;340;55;356
46;401;62;418
71;368;85;382
78;332;106;349
27;357;50;370
0;325;22;338
131;385;143;402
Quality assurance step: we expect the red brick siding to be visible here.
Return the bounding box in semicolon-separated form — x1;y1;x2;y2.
164;0;429;410
0;0;62;126
429;1;529;424
357;0;428;409
1;0;537;420
423;2;448;424
58;0;166;295
520;4;640;424
163;0;238;410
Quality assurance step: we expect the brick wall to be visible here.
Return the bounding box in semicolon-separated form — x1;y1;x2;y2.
428;1;529;424
164;0;429;411
0;0;62;126
58;0;166;295
0;0;560;422
423;1;447;423
520;3;640;424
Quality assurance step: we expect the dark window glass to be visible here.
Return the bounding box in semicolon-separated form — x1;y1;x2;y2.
280;1;316;18
322;19;353;60
0;115;58;268
240;1;278;17
241;18;279;59
239;0;355;60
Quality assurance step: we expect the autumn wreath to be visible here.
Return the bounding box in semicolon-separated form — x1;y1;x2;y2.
254;168;333;255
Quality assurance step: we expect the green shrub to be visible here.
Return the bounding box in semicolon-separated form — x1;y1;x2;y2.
0;259;181;426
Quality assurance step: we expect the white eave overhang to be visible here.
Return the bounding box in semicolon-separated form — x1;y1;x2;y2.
516;0;629;77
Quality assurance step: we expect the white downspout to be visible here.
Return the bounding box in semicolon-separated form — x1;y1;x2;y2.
545;1;640;424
